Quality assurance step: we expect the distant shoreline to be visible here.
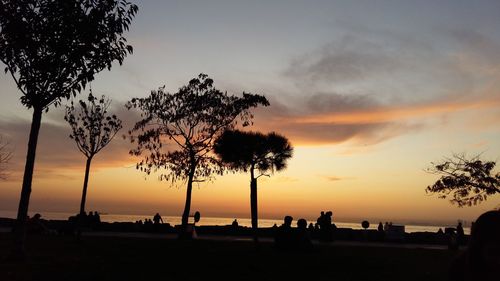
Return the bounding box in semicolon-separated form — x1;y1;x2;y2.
0;212;470;234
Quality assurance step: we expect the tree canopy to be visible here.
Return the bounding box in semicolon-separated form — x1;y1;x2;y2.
65;92;122;159
0;0;138;258
214;130;293;176
126;73;269;227
65;92;122;215
127;74;270;183
0;0;138;109
214;129;293;242
426;153;500;207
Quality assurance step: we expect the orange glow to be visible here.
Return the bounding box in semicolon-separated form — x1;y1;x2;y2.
288;98;500;125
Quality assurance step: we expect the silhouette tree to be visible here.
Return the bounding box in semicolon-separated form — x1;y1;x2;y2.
126;74;269;230
0;135;12;180
0;0;138;258
214;130;293;242
426;153;500;207
65;92;122;215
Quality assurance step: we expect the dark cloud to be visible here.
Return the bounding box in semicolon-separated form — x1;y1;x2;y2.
265;28;500;146
251;94;424;146
305;92;378;114
285;35;403;84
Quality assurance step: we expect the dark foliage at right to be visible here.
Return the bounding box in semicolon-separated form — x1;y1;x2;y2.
426;153;500;207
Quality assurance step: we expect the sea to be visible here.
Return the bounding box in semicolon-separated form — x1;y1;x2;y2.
0;210;471;234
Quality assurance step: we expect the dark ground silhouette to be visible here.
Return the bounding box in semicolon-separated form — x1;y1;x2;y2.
0;233;457;281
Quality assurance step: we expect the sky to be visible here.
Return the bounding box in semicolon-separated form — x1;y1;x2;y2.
1;0;500;225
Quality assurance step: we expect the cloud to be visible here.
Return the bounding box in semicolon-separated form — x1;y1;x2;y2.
249;28;500;146
321;176;343;182
0;102;140;182
285;35;404;85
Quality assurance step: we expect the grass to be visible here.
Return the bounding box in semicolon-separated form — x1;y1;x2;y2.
0;233;459;281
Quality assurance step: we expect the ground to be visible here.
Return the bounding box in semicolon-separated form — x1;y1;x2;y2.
0;233;459;281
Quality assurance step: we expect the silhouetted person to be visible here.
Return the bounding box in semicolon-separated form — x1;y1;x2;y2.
437;228;444;235
275;215;293;250
308;222;314;232
377;222;385;240
144;218;153;232
89;211;94;227
449;210;500;281
296;218;313;250
94;211;101;224
456;222;465;245
317;211;325;228
153;213;163;225
232;219;239;227
319;211;333;242
27;213;48;234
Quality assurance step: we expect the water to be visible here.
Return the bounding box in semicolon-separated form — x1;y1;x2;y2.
0;210;470;234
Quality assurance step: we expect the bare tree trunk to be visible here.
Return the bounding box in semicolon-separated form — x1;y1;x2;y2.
11;107;43;260
250;168;259;243
181;169;195;227
79;156;93;215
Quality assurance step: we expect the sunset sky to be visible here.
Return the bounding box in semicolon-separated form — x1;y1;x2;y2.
1;0;500;225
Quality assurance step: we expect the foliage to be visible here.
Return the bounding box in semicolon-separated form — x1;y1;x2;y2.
426;153;500;207
214;129;293;177
0;135;12;180
126;73;270;184
0;0;138;110
65;92;122;158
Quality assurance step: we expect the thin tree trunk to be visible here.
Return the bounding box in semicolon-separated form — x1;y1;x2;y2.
11;107;43;259
250;168;259;243
181;168;195;228
79;156;93;215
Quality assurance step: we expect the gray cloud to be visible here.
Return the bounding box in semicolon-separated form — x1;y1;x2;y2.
285;35;404;84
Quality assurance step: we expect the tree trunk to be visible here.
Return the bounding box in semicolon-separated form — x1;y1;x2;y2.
11;107;43;259
181;169;195;227
250;169;259;243
79;156;93;215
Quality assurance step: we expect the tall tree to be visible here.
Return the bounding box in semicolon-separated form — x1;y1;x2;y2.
0;0;138;257
214;130;293;242
65;92;122;215
0;135;12;180
426;153;500;207
126;74;269;232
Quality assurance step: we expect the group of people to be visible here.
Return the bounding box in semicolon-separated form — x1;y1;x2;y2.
273;210;338;250
134;213;168;232
315;211;337;242
68;211;101;229
274;216;313;251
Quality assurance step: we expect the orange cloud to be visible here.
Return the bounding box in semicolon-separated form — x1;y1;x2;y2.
289;97;500;125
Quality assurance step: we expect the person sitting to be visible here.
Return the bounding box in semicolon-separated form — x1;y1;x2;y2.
27;213;49;234
275;215;294;250
449;210;500;281
232;219;239;228
378;222;384;232
296;218;313;250
308;222;314;232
